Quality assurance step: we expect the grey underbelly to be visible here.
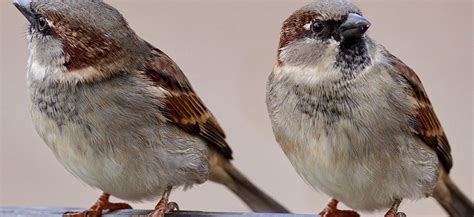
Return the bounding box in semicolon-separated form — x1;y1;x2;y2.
29;103;209;201
272;105;439;211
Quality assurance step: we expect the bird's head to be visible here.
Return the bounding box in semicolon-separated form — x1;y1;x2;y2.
14;0;149;82
277;0;374;76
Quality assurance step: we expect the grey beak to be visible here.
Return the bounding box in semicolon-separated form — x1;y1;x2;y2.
13;0;36;25
339;13;371;39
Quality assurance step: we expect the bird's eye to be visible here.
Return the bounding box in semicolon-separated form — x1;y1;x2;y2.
311;21;325;33
37;16;50;32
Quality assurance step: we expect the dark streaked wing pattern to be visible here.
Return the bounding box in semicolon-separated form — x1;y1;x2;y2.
142;46;233;159
387;52;453;172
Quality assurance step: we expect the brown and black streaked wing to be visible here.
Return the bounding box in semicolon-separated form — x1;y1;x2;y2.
387;52;452;172
143;47;233;159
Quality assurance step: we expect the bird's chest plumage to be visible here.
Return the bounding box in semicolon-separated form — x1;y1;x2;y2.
29;81;100;175
267;67;439;211
28;72;209;201
267;70;379;161
268;73;370;177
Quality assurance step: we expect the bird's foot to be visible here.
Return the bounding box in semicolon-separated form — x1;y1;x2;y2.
384;199;406;217
147;186;179;217
319;199;360;217
384;208;407;217
147;201;179;217
64;193;132;217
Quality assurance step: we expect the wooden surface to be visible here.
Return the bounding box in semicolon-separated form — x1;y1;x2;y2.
0;207;316;217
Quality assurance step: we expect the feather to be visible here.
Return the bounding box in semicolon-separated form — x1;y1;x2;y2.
386;51;453;172
142;46;233;159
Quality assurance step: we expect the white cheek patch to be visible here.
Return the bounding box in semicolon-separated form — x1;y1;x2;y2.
28;59;67;82
28;59;107;83
28;61;47;80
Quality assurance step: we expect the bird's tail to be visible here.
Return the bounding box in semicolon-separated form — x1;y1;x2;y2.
433;169;474;217
208;151;289;213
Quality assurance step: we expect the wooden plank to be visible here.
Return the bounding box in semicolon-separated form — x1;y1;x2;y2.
0;207;316;217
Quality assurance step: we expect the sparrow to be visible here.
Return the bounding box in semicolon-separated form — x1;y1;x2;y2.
266;0;474;216
13;0;289;216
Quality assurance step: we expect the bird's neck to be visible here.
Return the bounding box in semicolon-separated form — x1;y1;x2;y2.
334;38;372;75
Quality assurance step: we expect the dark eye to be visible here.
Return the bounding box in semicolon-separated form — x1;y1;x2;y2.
37;16;50;32
311;21;325;33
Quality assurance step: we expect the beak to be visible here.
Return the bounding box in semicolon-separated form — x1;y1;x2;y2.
13;0;36;25
339;13;371;40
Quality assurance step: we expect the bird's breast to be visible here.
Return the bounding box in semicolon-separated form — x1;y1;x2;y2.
267;67;438;210
27;73;210;201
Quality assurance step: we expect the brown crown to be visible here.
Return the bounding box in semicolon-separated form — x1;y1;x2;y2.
278;10;319;51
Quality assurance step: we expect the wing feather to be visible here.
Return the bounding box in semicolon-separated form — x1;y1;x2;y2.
387;52;452;172
143;46;232;159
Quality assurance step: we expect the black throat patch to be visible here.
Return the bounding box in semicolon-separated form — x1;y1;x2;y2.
335;38;371;75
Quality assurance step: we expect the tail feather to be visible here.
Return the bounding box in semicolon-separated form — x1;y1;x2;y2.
433;170;474;217
208;151;289;213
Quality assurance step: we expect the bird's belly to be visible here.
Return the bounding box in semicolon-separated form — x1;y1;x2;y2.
29;104;209;202
273;106;438;212
283;135;399;211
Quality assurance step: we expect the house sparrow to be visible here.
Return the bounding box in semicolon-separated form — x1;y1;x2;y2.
266;0;474;216
13;0;289;216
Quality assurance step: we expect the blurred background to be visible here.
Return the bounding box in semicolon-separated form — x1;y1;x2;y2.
0;0;472;216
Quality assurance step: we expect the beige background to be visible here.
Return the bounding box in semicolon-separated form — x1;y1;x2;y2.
0;0;472;216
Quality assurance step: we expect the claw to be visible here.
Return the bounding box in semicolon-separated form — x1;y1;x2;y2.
165;202;179;213
385;210;407;217
396;213;407;217
385;211;407;217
